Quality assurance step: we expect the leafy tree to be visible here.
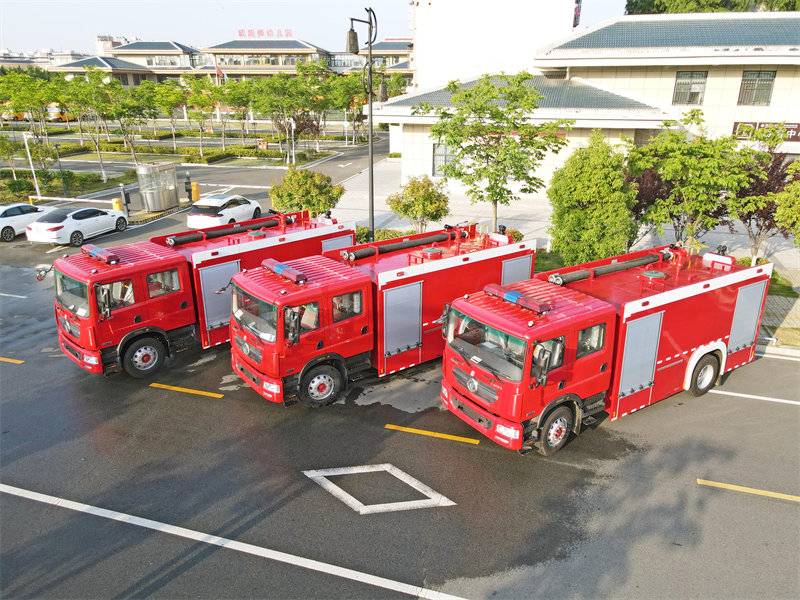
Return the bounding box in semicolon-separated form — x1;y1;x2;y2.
152;79;186;151
225;79;254;147
0;137;22;179
183;75;214;157
107;81;146;164
73;67;114;182
28;142;56;175
269;166;345;216
386;174;450;233
727;124;798;265
626;0;797;12
387;72;407;98
416;71;571;232
329;74;367;143
547;130;639;264
135;80;160;135
774;162;800;248
296;60;333;152
627;110;766;247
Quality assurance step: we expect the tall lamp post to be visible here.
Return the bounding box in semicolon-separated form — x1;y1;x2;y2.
22;133;41;201
53;142;66;196
347;7;388;243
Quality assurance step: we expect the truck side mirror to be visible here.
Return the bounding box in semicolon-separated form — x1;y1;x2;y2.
532;347;552;388
98;286;111;319
285;309;300;346
434;302;451;338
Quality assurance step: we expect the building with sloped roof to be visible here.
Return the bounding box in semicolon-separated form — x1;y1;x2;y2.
200;38;332;78
49;56;153;87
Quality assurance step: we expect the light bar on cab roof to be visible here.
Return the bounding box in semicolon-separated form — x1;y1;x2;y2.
262;258;307;284
81;244;120;266
484;283;551;315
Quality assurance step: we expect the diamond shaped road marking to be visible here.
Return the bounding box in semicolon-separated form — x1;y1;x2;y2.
302;463;456;515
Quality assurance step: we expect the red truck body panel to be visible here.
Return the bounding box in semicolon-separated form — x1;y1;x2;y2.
440;246;773;451
230;225;537;404
52;211;356;375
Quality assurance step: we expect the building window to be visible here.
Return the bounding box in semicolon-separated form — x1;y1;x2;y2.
132;74;144;86
672;71;707;105
157;75;179;84
738;71;776;106
113;73;129;85
433;144;455;177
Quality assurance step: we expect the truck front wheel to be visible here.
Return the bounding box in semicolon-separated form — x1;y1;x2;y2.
538;406;573;456
299;365;342;408
688;354;719;397
123;337;166;378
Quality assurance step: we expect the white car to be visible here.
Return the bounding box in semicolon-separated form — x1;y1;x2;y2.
27;207;128;247
1;203;56;242
186;195;262;230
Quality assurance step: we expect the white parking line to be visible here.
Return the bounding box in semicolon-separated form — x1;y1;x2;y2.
0;292;27;299
0;484;464;600
46;246;69;254
708;390;800;406
755;353;800;362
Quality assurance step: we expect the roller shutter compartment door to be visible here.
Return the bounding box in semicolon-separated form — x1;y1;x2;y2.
382;282;422;357
728;280;768;353
198;260;241;331
618;311;663;397
321;234;354;253
501;255;533;285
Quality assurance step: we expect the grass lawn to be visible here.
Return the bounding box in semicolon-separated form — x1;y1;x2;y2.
533;250;566;273
769;270;799;298
62;152;187;164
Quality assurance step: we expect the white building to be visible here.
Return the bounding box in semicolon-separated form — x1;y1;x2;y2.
410;0;576;90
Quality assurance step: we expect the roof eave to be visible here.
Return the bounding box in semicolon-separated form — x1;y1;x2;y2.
534;51;800;67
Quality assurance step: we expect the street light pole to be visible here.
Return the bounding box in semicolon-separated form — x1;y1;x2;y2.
54;142;66;196
347;7;382;243
22;133;41;201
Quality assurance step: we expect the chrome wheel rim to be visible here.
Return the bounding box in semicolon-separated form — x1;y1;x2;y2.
116;218;126;231
1;229;13;242
308;373;335;401
547;417;569;447
697;364;714;389
132;346;158;371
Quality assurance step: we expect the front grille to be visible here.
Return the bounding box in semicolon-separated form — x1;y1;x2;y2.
452;397;494;430
234;335;262;363
62;340;81;361
237;361;262;387
59;316;79;340
453;367;498;403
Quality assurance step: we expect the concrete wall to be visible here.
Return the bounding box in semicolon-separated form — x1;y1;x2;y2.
412;0;575;90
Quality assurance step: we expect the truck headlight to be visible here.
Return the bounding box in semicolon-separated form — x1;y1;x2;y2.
495;424;520;439
83;355;99;365
263;381;281;394
441;385;448;398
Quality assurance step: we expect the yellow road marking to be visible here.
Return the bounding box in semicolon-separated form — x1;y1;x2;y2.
0;357;24;364
697;478;800;503
149;383;223;399
385;424;480;445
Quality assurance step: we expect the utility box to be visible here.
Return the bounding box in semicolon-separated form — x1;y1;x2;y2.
136;163;179;213
257;139;269;150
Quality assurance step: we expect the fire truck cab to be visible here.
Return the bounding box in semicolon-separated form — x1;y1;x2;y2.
440;245;773;455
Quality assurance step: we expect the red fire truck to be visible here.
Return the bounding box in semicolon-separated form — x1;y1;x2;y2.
439;244;773;455
228;224;536;407
46;211;356;377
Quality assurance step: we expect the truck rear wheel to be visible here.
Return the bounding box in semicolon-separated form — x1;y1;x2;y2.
688;354;719;397
538;406;573;456
299;365;341;408
123;337;165;378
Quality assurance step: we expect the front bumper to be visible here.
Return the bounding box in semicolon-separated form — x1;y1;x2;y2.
59;330;103;374
231;353;283;403
440;379;523;451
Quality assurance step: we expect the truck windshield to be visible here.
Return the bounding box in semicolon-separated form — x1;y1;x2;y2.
232;284;277;343
54;269;90;318
446;308;527;382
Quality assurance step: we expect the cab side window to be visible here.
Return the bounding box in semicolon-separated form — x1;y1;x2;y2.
284;302;320;336
97;279;135;311
533;335;565;375
146;269;181;298
576;324;606;360
332;291;363;322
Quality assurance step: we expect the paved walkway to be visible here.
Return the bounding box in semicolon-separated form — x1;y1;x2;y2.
336;161;800;347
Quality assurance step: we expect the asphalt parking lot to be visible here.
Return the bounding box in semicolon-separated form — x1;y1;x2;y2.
1;201;799;599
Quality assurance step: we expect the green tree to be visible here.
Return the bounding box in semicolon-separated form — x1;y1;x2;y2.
135;80;160;135
547;130;639;264
296;60;333;152
627;110;766;247
183;75;213;157
386;174;450;233
107;81;146;164
626;0;797;12
0;137;22;180
269;166;345;216
330;74;367;144
774;162;800;248
417;71;571;232
152;79;186;151
387;72;407;98
28;141;56;175
73;67;114;182
225;79;254;147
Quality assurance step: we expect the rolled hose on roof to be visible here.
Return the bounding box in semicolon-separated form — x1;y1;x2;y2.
548;251;671;286
166;216;294;246
345;230;468;261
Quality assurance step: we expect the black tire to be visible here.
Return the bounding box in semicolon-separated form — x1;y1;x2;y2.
688;354;719;397
1;226;15;242
298;365;342;408
252;207;261;219
538;406;574;456
123;337;166;378
115;217;127;231
69;230;84;247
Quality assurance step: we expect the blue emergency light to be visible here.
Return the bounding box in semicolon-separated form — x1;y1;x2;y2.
484;283;551;315
262;258;307;284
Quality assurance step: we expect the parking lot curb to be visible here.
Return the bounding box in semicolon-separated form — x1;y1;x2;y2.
128;204;190;226
755;343;800;358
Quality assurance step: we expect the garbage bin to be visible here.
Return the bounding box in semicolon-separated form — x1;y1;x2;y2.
136;163;179;212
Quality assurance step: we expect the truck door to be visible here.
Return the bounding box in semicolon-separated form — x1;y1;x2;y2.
570;322;612;402
94;275;146;347
143;266;193;334
534;333;570;410
327;288;371;358
286;299;327;364
197;261;240;346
